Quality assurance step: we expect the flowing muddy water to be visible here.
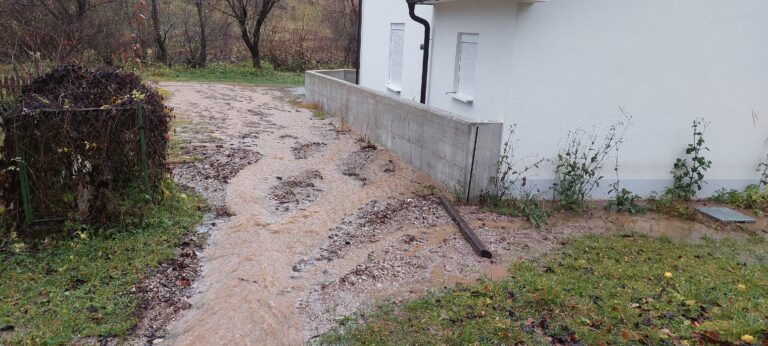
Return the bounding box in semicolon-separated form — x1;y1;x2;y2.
158;83;764;345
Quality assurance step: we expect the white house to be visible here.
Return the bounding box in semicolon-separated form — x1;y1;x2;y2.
355;0;768;198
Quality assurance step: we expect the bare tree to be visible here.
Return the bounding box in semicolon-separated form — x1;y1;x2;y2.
220;0;281;68
195;0;206;67
150;0;169;65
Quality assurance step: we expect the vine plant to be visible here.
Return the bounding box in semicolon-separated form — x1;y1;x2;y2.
669;118;712;200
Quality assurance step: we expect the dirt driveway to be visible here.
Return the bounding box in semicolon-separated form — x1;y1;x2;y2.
157;83;758;345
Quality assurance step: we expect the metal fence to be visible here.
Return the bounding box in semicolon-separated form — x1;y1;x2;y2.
2;102;152;228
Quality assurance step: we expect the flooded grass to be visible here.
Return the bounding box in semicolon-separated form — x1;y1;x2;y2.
0;184;204;344
319;234;768;345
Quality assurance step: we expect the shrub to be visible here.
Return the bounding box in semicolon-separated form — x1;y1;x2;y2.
0;66;170;231
554;118;629;211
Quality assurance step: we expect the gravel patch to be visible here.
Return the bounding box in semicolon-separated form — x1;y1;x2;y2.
291;141;327;160
340;145;377;182
292;196;449;272
269;170;324;212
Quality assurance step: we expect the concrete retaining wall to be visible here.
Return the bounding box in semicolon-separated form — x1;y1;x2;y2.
305;69;502;201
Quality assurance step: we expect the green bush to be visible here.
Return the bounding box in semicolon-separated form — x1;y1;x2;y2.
713;185;768;212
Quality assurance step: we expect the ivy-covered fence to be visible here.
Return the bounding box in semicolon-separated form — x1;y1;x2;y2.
0;66;171;234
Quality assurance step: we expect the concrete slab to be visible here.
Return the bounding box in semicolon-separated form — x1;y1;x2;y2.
696;207;756;224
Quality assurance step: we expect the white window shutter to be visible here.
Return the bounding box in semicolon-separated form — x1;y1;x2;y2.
389;24;405;87
457;33;479;98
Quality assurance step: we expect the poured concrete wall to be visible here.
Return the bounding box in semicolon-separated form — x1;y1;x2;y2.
305;70;502;201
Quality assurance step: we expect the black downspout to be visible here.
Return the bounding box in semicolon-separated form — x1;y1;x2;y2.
407;1;430;104
356;0;363;85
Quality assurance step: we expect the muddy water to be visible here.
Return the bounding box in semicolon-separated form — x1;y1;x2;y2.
159;83;763;346
161;83;434;344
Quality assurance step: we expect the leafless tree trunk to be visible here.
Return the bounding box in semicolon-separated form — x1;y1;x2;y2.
221;0;280;69
150;0;168;65
195;0;206;67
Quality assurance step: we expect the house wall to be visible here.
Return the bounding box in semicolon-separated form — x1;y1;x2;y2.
359;0;433;103
427;0;517;123
426;0;768;197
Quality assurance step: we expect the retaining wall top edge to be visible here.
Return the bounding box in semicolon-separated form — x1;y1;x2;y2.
306;70;502;127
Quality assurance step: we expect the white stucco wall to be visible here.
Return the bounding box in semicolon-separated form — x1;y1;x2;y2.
359;1;433;103
425;0;768;197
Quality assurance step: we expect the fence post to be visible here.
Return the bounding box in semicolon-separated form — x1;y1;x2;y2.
12;112;33;225
136;102;150;194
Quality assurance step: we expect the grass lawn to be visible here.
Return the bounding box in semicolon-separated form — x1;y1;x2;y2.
0;183;204;345
320;234;768;345
141;62;304;86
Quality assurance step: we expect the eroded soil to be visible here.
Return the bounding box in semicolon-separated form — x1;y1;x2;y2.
145;82;763;345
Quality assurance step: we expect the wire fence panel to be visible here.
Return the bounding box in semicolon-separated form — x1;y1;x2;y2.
3;105;152;228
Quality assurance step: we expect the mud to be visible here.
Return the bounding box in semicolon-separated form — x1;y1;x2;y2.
291;141;327;160
149;82;761;345
130;214;222;345
269;170;324;211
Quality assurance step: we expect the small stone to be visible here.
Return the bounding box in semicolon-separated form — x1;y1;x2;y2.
152;338;164;344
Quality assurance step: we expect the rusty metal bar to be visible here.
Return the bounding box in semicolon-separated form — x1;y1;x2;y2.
438;195;492;259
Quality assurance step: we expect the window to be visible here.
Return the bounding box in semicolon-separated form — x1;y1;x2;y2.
454;33;479;103
387;23;405;92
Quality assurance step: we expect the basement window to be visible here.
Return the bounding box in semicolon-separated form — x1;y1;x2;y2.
386;23;405;93
453;33;479;103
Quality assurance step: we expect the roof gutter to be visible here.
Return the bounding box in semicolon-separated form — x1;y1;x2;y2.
355;0;363;85
407;0;431;104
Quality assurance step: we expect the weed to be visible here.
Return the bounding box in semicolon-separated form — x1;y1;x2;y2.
758;154;768;188
648;192;696;220
669;118;712;200
480;191;549;229
451;181;467;203
491;124;544;200
483;124;548;226
712;185;768;213
554;117;629;211
604;112;643;214
414;184;438;197
605;187;646;214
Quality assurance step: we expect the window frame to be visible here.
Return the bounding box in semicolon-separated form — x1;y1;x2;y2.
452;32;480;103
386;23;406;93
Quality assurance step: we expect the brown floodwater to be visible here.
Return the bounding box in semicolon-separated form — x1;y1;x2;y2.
162;83;435;345
159;82;763;346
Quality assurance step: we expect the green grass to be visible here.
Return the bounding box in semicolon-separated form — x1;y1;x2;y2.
0;183;204;345
142;62;304;86
320;234;768;345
